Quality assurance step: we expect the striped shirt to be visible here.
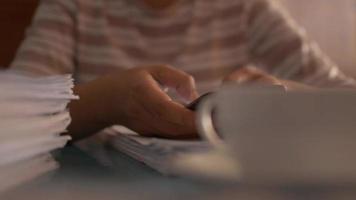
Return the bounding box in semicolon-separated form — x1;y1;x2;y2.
11;0;356;93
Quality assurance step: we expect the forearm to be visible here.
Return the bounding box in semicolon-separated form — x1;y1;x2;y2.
64;65;198;140
66;78;115;141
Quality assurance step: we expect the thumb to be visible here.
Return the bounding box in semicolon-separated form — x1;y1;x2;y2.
223;66;262;83
224;66;281;85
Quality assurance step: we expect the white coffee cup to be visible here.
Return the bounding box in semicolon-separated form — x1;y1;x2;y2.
196;86;356;185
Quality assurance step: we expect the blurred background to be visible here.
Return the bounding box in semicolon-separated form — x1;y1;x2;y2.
0;0;38;68
280;0;356;77
0;0;355;76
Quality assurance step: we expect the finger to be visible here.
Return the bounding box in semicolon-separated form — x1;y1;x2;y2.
134;106;197;139
224;70;261;84
254;76;282;85
149;65;199;101
141;99;197;138
223;67;259;83
224;66;281;85
138;108;197;139
138;75;197;136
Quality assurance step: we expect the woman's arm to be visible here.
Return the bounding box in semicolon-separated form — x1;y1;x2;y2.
67;65;198;141
11;1;198;140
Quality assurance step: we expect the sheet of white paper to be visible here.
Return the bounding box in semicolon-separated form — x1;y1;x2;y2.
0;70;78;192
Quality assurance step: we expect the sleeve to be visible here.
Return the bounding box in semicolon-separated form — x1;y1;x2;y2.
10;0;77;76
245;0;356;88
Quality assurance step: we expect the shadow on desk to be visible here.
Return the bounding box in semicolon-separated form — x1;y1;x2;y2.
3;146;356;200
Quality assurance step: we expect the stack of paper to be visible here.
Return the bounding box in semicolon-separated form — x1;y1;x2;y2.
108;127;240;180
0;70;78;192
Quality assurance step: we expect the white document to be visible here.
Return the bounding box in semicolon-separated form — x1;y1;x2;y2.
108;127;240;180
0;70;78;192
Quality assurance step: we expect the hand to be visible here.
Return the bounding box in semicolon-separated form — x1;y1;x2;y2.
223;66;313;91
223;66;284;86
68;65;199;140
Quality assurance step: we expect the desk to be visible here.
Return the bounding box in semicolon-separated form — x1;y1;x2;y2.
2;146;356;200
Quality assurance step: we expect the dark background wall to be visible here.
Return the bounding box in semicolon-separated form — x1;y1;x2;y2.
0;0;38;68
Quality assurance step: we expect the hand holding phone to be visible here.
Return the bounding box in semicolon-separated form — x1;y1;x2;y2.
186;92;214;111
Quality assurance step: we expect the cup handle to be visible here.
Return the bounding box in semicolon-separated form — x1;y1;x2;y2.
196;97;224;147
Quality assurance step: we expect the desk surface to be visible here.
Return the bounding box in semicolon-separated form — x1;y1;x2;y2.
2;146;356;200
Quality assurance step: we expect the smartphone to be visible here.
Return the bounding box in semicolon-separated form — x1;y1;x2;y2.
186;92;213;111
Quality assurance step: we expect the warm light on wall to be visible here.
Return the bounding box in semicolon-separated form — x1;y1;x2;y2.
279;0;356;76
